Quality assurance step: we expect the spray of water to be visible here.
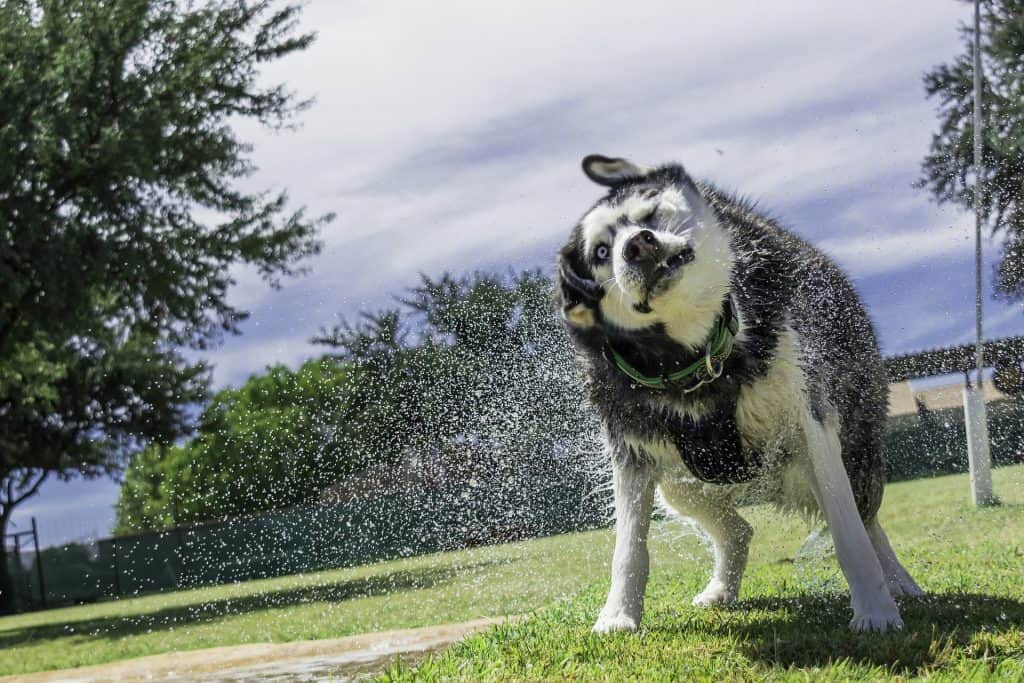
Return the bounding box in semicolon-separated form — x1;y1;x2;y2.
80;270;615;608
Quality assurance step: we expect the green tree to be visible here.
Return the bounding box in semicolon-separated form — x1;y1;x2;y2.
318;270;602;517
0;0;329;612
117;270;604;535
919;0;1024;297
115;359;365;532
318;270;591;469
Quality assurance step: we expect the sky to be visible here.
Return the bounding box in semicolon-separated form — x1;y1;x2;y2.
13;0;1024;548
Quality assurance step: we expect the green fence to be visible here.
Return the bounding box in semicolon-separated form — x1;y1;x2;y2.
885;398;1024;481
6;475;610;611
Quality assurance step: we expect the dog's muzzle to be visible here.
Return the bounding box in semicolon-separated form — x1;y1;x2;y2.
622;230;695;301
623;229;661;267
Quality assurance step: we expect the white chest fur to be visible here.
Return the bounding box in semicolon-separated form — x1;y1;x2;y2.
734;326;806;453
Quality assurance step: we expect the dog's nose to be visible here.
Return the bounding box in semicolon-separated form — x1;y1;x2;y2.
623;229;659;264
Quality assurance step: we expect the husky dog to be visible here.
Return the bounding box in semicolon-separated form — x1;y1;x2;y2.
557;155;922;633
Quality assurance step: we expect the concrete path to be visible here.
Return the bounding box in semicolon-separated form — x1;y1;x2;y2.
2;616;517;682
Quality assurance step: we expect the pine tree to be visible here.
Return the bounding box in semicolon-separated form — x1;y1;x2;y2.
919;1;1024;296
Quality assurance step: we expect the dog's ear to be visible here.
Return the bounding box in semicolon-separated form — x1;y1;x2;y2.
557;248;602;329
582;154;652;187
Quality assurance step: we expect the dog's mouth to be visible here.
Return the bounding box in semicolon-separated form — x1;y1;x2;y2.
663;247;695;276
631;246;695;313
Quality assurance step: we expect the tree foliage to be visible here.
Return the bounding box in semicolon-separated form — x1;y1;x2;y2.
319;270;597;482
115;359;362;531
919;0;1024;296
116;270;602;534
0;0;326;611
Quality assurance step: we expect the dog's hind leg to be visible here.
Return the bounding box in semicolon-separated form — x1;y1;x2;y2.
799;406;903;632
866;518;923;597
594;458;656;633
658;480;752;607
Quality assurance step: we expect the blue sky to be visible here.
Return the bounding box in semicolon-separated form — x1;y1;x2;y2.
15;0;1024;548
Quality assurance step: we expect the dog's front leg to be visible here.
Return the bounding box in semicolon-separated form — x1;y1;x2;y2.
594;456;655;633
799;407;903;632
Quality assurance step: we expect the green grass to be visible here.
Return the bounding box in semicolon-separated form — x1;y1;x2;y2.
0;522;617;675
1;466;1022;679
384;465;1024;682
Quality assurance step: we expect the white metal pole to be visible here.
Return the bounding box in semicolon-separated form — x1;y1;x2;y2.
964;0;996;506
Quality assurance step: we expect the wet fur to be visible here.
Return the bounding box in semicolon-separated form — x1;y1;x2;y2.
557;157;921;633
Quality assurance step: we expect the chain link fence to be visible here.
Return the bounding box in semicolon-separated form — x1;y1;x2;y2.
885;397;1024;481
5;475;609;611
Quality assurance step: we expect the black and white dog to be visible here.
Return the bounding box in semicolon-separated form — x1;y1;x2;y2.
557;155;922;633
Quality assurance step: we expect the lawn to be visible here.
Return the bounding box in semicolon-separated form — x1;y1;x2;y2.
0;466;1021;679
0;518;617;676
385;465;1024;682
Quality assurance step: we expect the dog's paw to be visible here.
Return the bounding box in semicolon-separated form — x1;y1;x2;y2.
849;599;904;633
849;612;904;632
692;579;737;607
592;613;639;634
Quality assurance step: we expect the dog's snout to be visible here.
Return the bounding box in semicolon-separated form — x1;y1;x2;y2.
623;230;659;264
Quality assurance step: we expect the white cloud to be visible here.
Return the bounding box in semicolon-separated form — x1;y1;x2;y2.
201;331;318;388
819;221;976;278
949;300;1024;346
203;0;983;384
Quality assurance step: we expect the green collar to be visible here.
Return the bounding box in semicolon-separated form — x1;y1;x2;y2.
606;298;738;392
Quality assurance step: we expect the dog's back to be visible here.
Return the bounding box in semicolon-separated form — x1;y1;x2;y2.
705;186;889;520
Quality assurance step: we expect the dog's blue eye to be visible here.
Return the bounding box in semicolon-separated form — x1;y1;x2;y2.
595;244;609;261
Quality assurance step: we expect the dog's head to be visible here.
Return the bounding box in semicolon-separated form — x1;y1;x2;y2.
557;155;733;349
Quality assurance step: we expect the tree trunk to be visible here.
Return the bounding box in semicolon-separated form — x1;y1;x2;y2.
0;510;15;615
0;470;50;614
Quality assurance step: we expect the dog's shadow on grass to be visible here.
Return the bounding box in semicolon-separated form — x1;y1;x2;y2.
699;591;1024;672
0;558;508;649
